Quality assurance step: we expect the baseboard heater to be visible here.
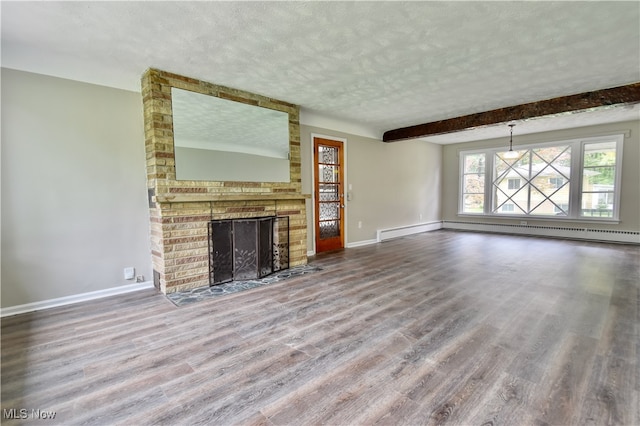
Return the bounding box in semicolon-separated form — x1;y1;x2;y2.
377;221;442;242
442;221;640;244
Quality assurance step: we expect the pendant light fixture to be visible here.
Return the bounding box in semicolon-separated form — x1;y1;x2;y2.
503;123;519;159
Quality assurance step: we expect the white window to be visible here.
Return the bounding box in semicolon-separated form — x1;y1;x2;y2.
554;203;569;215
493;144;571;216
460;152;485;214
459;134;623;221
502;203;515;212
581;141;618;218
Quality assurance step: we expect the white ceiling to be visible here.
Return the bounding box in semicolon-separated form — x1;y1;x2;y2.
2;1;639;144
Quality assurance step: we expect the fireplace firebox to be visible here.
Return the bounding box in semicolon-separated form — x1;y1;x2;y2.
208;216;289;285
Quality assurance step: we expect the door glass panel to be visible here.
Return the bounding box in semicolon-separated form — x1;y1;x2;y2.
320;145;338;164
319;202;339;220
319;184;340;201
319;220;340;238
320;165;337;183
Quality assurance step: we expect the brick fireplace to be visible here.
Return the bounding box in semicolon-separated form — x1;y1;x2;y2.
141;69;308;294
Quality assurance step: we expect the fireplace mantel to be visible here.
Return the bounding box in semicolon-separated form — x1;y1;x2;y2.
155;192;311;204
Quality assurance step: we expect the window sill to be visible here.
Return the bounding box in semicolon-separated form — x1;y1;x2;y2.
456;213;620;225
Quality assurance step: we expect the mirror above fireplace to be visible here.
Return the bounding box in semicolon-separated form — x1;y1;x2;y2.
171;87;291;182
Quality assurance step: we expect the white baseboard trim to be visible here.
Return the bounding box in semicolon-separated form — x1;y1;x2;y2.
442;221;640;244
0;281;155;318
346;239;378;248
377;221;443;242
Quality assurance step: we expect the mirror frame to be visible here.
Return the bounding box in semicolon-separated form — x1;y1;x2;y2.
171;87;291;182
141;68;302;199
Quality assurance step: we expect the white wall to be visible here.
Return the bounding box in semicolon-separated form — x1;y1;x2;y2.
300;125;442;252
1;68;152;308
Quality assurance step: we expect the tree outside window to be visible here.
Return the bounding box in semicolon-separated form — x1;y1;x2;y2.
581;141;617;218
461;153;485;213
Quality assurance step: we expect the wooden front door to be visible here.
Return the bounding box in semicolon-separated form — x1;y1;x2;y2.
314;137;345;253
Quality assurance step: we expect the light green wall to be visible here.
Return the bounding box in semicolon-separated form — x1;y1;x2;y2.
441;120;640;231
1;69;151;308
300;125;442;252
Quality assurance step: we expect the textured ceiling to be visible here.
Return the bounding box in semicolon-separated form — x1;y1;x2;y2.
2;1;639;143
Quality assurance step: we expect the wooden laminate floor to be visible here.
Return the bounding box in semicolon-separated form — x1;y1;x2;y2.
1;230;639;425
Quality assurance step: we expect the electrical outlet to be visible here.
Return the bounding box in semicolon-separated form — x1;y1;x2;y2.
358;221;362;229
136;275;145;283
124;267;135;280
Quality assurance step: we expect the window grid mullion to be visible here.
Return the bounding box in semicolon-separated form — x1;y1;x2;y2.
527;151;533;214
569;145;581;218
530;183;568;215
486;152;494;214
462;135;621;221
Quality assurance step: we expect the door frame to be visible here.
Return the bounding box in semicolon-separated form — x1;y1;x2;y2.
310;133;348;255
